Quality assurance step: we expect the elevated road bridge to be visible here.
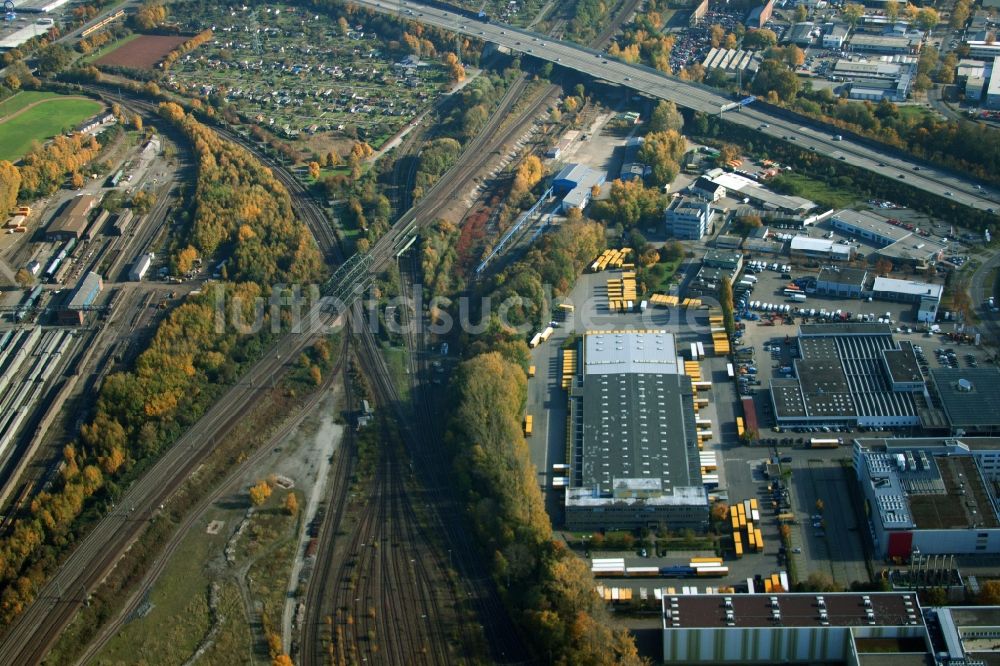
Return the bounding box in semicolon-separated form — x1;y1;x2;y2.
352;0;1000;214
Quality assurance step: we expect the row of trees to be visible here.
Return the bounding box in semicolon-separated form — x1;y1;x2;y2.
448;351;642;664
0;105;324;625
160;29;213;71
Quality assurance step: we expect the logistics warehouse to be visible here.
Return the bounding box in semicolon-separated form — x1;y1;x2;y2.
560;330;711;531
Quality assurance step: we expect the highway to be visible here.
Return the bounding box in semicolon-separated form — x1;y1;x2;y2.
352;0;1000;213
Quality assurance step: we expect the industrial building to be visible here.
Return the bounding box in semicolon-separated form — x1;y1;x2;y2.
662;592;928;664
701;48;761;74
929;368;1000;436
129;253;154;282
822;24;849;49
746;0;775;28
690;250;744;296
833;55;916;102
702;170;816;215
563;331;709;531
58;272;103;325
553;163;605;213
987;55;1000;109
815;266;869;298
770;324;924;428
790;236;854;262
45;195;98;242
12;0;73;12
829;209;945;265
875;233;947;266
0;18;54;50
664;197;710;240
871;277;942;323
618;136;649;182
966;41;1000;61
853;437;1000;558
847;33;919;55
784;22;816;46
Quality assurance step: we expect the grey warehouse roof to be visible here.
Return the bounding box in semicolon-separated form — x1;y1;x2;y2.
580;371;699;495
584;330;678;376
931;368;1000;428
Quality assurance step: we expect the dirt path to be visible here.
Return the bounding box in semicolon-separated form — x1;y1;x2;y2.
0;95;98;124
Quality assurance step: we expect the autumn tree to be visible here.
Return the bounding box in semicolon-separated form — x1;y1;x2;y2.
794;4;808;22
0;161;20;212
875;257;894;276
979;580;1000;605
648;100;684;132
843;3;865;27
249;480;272;506
284;492;299;516
886;0;899;21
14;268;32;288
443;52;465;82
743;28;778;49
308;161;320;180
710;502;729;522
709;24;725;48
131;114;143;131
273;656;294;666
720;276;735;336
638;129;686;186
174;245;199;275
512;155;544;197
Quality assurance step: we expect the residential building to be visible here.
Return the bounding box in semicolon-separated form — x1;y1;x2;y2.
688;176;726;202
563;331;709;531
665;197;710;240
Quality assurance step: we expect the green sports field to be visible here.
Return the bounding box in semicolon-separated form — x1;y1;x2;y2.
0;93;104;162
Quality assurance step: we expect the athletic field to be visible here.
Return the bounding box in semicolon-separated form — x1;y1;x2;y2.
0;92;104;162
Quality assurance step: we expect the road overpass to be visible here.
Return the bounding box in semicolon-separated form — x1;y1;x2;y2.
352;0;1000;214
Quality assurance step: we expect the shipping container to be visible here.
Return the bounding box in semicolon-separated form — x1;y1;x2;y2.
524;415;533;436
528;365;536;377
539;326;554;342
696;342;706;359
529;333;542;348
809;438;841;448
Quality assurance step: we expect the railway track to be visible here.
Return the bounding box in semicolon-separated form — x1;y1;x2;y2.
72;336;351;665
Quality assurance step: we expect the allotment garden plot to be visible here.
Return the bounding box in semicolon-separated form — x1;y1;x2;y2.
166;2;450;151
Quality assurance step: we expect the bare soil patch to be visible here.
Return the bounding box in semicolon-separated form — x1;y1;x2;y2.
96;34;189;69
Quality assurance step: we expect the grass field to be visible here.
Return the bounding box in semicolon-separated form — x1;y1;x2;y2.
0;91;62;119
769;172;860;209
0;95;104;161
